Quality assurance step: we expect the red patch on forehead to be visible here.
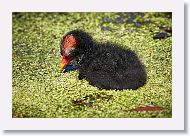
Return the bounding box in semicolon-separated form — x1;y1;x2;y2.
63;35;77;49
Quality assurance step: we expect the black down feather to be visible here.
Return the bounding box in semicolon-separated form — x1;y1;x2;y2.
61;30;147;90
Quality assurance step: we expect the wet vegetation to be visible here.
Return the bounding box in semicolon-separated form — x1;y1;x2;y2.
12;12;172;118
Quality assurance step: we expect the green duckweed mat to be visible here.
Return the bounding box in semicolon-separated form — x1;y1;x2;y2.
12;12;172;118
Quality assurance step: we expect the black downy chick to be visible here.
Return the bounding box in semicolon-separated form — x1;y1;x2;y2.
60;30;147;90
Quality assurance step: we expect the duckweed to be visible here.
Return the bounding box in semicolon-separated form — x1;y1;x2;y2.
12;12;172;118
